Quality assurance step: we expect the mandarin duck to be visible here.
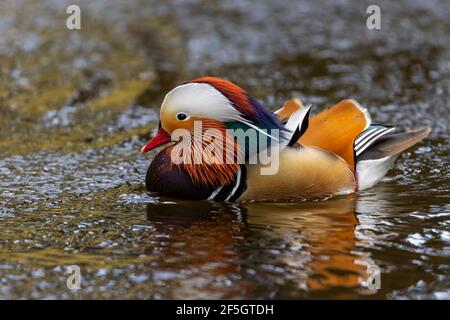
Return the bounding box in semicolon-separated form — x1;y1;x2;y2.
141;77;430;202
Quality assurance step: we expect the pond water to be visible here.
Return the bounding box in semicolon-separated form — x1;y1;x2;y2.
0;0;448;299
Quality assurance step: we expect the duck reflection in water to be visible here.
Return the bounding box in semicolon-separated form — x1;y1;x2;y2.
145;196;381;299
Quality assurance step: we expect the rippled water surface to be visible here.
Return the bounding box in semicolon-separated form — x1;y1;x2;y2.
0;0;449;299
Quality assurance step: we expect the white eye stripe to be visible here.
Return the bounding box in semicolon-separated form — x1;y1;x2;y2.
162;83;242;123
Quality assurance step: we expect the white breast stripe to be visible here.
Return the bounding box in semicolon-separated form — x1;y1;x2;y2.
355;128;385;151
225;168;242;201
207;185;223;200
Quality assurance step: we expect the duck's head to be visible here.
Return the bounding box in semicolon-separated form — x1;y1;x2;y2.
141;77;284;187
141;77;283;154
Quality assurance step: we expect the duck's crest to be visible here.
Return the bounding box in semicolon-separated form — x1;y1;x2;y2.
190;77;284;132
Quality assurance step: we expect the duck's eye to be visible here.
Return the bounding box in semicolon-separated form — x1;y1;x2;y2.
176;112;189;121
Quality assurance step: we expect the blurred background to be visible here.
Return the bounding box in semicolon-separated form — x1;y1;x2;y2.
0;0;448;299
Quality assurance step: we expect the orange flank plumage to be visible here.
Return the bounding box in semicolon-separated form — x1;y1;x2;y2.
240;147;356;201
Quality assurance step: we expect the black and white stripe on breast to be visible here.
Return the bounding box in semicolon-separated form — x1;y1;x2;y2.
207;165;247;202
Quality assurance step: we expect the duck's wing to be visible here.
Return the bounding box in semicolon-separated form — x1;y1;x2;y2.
275;99;371;169
298;99;371;170
355;127;430;190
356;127;431;161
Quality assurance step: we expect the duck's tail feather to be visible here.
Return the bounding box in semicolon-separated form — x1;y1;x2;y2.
356;127;431;190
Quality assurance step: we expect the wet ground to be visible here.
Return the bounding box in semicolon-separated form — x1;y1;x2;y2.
0;0;449;299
